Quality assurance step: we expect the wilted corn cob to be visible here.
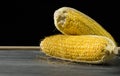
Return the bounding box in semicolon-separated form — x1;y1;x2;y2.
54;7;116;44
40;35;116;64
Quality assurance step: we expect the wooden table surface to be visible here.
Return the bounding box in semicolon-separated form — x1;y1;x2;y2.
0;50;120;76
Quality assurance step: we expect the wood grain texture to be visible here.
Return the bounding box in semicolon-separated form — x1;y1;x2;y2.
0;50;120;76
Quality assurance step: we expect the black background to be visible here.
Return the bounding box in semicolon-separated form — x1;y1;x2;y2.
0;0;119;46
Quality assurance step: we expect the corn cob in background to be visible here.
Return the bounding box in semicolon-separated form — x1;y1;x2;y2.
40;35;117;64
54;7;116;45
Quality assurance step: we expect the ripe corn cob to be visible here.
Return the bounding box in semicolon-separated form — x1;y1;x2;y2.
40;35;116;64
54;7;116;44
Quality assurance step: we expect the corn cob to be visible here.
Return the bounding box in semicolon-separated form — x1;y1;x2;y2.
40;35;116;64
54;7;116;44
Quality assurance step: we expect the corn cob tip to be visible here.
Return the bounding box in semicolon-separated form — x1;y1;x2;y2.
114;47;120;56
54;7;74;34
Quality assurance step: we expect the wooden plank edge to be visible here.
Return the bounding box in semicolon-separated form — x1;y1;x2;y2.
0;46;40;50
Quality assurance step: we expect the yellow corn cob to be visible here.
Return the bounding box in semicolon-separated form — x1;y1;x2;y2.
54;7;116;44
40;35;116;64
